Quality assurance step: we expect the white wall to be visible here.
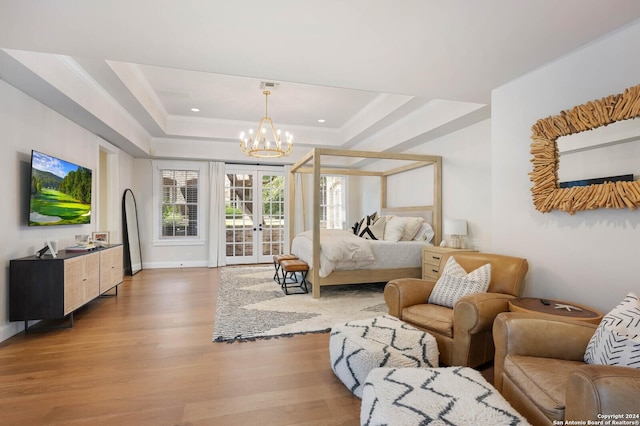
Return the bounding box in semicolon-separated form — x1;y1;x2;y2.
409;119;493;249
350;119;492;249
491;21;640;313
0;79;135;341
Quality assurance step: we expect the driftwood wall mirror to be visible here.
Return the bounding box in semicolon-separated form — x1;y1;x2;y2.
529;83;640;214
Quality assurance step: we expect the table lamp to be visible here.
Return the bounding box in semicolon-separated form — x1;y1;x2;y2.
444;219;467;249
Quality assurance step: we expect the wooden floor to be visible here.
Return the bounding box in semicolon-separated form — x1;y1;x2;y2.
0;268;363;426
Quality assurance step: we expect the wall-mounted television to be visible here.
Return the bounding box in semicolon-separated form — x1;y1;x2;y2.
29;150;92;226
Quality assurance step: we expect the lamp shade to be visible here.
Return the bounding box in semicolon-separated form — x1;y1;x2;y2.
444;219;467;236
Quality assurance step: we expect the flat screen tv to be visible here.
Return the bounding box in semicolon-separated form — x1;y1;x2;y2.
29;150;92;226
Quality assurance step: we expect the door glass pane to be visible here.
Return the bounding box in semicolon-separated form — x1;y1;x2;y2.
225;171;285;263
225;173;257;262
261;174;285;258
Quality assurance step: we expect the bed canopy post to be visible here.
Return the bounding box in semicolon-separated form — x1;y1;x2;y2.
288;167;296;253
434;157;442;245
380;175;387;209
312;151;322;298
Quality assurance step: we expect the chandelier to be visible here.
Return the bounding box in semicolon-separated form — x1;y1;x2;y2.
239;90;293;158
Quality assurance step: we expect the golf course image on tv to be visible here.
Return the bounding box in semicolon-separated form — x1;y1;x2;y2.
29;150;92;226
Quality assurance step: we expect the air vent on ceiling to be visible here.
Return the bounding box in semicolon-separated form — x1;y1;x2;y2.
260;81;279;90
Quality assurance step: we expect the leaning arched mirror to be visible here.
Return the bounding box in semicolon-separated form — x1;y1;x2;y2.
122;189;142;275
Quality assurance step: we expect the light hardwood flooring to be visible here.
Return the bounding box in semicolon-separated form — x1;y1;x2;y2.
0;267;362;425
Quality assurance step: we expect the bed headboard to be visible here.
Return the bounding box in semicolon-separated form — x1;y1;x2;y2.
380;206;433;225
380;206;440;244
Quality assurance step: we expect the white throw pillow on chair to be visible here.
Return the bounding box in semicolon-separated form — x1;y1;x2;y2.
428;257;491;308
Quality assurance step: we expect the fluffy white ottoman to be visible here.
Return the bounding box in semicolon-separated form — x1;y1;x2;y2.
329;315;438;398
361;367;531;426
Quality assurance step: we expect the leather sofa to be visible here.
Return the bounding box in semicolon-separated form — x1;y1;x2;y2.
384;252;528;367
493;312;640;426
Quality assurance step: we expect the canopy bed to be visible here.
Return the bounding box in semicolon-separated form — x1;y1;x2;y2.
289;148;442;298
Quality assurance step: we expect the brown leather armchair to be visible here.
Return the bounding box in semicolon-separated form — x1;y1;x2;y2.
384;252;528;367
493;312;640;426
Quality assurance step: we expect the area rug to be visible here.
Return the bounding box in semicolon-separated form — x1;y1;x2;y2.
212;265;388;343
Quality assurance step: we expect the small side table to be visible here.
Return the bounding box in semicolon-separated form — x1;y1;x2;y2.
508;297;603;324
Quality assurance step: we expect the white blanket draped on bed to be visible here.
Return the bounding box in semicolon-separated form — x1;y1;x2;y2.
297;229;375;262
292;229;432;278
292;229;375;277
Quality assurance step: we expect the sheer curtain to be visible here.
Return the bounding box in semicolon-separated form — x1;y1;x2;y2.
294;171;306;235
208;161;226;267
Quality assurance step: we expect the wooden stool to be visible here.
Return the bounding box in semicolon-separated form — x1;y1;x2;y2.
279;259;309;295
272;254;298;285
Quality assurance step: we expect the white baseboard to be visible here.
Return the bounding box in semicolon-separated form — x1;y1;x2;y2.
1;322;24;343
142;260;209;269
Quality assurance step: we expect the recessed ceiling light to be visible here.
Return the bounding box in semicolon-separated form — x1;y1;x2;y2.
190;108;200;112
318;119;326;123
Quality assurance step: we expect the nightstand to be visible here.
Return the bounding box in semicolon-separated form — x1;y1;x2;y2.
422;246;477;280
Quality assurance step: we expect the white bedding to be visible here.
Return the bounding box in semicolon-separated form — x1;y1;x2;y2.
291;230;432;277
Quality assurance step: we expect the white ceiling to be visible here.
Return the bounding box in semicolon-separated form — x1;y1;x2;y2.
1;1;640;162
139;65;380;128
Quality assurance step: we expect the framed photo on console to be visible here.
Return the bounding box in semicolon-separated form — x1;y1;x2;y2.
92;231;110;244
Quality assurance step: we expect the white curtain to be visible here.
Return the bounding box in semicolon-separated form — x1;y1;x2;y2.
208;161;226;267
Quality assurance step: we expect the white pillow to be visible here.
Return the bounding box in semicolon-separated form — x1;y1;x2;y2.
383;216;405;242
584;292;640;368
428;257;491;308
401;217;425;241
359;217;386;240
412;223;435;243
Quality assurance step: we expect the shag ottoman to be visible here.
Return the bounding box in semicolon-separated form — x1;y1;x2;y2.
361;366;531;426
329;315;438;398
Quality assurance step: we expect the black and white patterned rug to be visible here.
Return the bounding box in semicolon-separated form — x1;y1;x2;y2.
212;265;387;343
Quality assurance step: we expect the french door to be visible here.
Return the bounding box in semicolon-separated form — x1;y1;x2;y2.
224;166;287;265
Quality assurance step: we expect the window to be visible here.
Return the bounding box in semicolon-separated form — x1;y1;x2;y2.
161;169;198;237
152;161;205;245
319;175;347;229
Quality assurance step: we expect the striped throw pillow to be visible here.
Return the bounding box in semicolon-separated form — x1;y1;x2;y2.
428;257;491;308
